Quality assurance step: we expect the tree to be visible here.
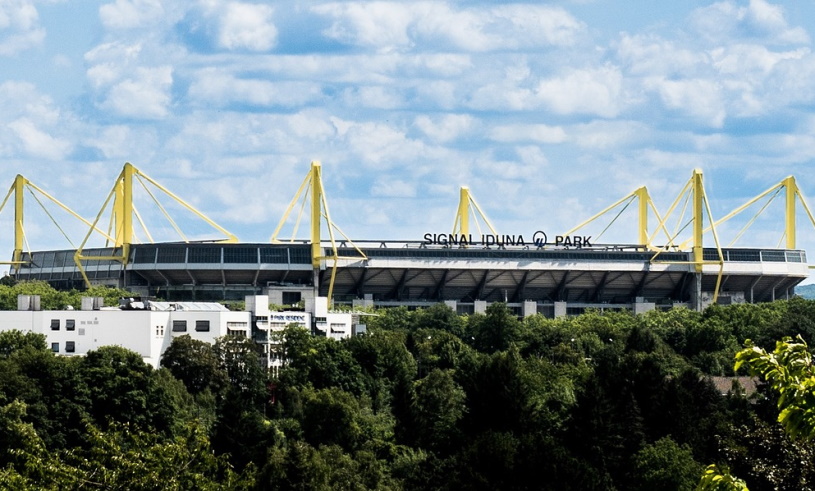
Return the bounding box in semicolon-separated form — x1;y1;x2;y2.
0;331;47;357
214;335;267;409
467;302;523;354
410;369;466;450
161;335;228;397
631;436;701;491
78;345;176;432
734;335;815;439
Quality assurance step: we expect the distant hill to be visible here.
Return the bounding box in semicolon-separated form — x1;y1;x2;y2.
795;284;815;299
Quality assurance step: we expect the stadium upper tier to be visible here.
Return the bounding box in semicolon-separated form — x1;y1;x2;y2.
12;242;808;309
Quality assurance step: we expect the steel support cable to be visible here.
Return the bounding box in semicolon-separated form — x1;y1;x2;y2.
137;175;183;242
673;190;693;240
26;187;75;248
729;188;782;247
290;186;309;243
270;172;311;243
131;204;152;244
594;196;635;243
319;210;367;259
702;194;726;303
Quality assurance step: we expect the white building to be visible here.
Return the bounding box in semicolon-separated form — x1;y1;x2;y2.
245;295;365;374
0;294;364;370
3;296;251;368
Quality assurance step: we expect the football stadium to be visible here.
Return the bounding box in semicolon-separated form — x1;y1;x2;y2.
3;162;812;317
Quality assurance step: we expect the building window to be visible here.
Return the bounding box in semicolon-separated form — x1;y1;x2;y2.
172;320;187;332
227;329;246;337
50;319;60;330
65;341;75;353
66;319;75;331
51;342;59;353
282;291;301;305
156;325;165;337
195;320;210;332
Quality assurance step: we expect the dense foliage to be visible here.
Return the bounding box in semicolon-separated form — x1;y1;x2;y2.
3;282;815;489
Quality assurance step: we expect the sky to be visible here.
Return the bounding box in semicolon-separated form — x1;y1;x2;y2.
2;0;815;260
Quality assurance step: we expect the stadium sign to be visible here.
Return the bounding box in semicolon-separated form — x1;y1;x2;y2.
423;231;591;248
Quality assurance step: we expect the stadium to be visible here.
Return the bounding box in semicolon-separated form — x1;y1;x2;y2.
3;162;812;317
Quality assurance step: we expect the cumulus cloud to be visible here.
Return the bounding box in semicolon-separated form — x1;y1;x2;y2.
0;82;71;160
188;68;323;107
489;124;567;144
0;0;44;55
690;0;808;45
313;2;585;52
216;2;277;51
414;114;477;143
615;33;708;77
100;0;166;30
85;42;173;119
535;65;624;118
648;77;727;127
7;118;72;160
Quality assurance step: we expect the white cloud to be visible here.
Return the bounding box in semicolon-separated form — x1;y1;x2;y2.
690;0;808;45
313;2;585;52
343;121;428;166
0;81;61;123
648;77;726;127
84;125;159;160
535;65;624;117
0;82;73;160
217;2;277;51
100;0;166;30
0;0;44;55
489;124;567;144
85;42;173;119
341;85;404;109
415;114;477;143
188;69;323;107
102;66;173;119
615;33;708;77
8;118;72;160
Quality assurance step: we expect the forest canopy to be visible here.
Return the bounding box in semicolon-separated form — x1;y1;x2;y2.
1;281;815;489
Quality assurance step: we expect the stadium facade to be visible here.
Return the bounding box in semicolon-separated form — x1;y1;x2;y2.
11;241;808;317
5;164;812;317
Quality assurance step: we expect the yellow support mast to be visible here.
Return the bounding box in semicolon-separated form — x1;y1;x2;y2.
12;175;23;269
270;161;367;305
650;169;724;308
562;186;670;249
692;170;704;273
676;175;815;256
452;186;497;238
311;163;323;268
75;162;238;287
0;175;112;272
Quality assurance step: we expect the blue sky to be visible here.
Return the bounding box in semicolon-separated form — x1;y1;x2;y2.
2;0;815;258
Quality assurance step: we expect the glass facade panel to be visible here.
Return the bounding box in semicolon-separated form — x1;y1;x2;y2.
133;247;158;264
188;247;221;263
224;247;257;264
260;248;288;264
157;247;186;263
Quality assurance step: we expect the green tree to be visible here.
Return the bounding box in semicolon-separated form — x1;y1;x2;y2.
410;368;466;450
734;335;815;439
467;302;523;354
631;436;701;491
161;335;229;397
